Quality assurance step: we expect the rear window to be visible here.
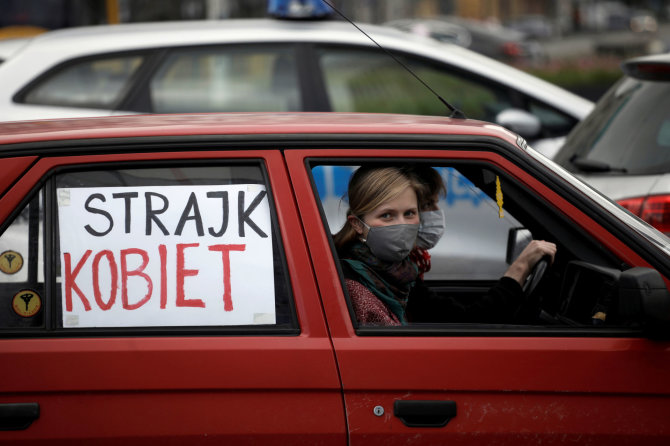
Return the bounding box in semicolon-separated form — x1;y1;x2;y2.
20;55;144;109
556;76;670;175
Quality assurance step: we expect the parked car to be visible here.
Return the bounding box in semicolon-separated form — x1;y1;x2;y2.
1;112;669;444
554;52;670;233
504;14;557;39
0;17;592;156
387;16;547;65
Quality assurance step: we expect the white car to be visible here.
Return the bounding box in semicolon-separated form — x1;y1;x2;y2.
554;52;670;233
0;37;30;65
0;18;592;156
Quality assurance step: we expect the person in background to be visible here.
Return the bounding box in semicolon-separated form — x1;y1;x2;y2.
407;166;447;280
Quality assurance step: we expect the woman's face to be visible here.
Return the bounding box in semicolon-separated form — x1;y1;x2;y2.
351;186;419;237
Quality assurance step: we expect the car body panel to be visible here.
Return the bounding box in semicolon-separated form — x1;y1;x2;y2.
0;112;520;146
286;145;669;444
0;37;31;64
1;113;669;444
0;145;345;445
0;155;36;196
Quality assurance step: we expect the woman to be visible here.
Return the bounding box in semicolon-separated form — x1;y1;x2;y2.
334;166;421;326
335;165;557;326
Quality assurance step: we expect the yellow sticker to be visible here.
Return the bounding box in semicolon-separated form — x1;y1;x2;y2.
495;176;504;218
0;250;23;274
12;290;42;318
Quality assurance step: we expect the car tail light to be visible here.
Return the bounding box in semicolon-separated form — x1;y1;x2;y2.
618;195;670;233
622;61;670;81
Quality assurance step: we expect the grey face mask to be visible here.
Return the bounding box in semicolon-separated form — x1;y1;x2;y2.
416;209;446;250
358;218;419;263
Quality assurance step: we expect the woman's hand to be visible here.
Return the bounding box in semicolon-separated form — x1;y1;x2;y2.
504;240;557;286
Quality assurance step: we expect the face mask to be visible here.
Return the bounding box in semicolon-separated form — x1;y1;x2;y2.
358;218;419;263
416;209;445;249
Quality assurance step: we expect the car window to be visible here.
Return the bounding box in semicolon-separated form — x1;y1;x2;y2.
0;192;44;329
150;46;301;113
1;164;296;333
22;56;144;109
312;164;518;281
556;76;670;174
311;160;629;331
316;46;513;121
528;97;577;135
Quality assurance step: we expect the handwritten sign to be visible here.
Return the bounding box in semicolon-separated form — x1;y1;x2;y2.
57;184;275;328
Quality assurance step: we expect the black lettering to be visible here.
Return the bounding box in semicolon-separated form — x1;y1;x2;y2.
175;192;204;236
145;192;170;236
238;190;268;238
84;193;113;237
112;192;138;234
207;191;229;237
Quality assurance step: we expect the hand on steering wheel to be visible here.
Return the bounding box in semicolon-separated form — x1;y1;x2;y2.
522;255;550;296
504;240;556;292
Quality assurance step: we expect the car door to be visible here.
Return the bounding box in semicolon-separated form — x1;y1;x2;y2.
286;146;670;445
0;148;345;445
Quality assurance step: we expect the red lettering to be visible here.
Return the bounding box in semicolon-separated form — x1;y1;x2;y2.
159;244;168;309
120;248;152;310
64;250;92;311
209;244;246;312
176;243;203;307
92;250;118;310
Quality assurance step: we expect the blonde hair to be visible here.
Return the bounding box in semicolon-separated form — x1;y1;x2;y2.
333;166;419;250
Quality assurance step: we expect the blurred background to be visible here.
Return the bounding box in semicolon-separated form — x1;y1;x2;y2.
2;0;670;101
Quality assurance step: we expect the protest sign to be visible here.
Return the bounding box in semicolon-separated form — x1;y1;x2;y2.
57;184;275;327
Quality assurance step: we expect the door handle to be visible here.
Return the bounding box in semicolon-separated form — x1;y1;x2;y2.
0;403;40;430
394;400;456;428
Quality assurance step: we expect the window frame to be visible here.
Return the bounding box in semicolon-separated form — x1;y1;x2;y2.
300;150;644;338
0;156;300;337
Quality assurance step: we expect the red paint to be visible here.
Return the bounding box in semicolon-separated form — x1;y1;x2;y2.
120;248;152;310
64;250;93;311
0;156;36;196
92;250;118;310
209;244;246;312
176;243;203;308
159;244;168;309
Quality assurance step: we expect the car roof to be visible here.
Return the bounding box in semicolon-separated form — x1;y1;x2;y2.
0;112;520;147
0;37;31;62
0;18;592;116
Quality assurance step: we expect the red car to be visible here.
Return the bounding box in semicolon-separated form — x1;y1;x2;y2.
0;113;668;445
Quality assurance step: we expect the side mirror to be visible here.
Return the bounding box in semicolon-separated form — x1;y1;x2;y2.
506;227;532;264
495;108;542;139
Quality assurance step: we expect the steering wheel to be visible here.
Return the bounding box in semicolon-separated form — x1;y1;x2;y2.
523;256;550;297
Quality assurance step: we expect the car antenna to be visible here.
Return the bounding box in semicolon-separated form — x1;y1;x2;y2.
320;0;466;119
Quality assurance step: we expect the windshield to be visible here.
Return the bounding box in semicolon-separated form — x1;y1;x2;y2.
555;76;670;175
